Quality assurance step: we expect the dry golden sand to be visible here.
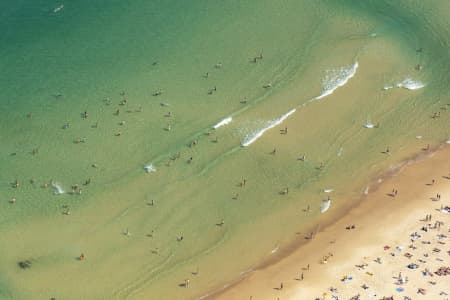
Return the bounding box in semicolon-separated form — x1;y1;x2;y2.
210;144;450;300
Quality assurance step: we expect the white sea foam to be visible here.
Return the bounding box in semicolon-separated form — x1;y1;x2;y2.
323;188;334;193
315;62;359;100
241;109;296;147
51;182;64;195
144;164;156;173
363;122;375;129
53;4;64;13
397;78;425;90
446;139;450;144
213;117;232;129
384;78;425;91
271;246;279;254
320;198;331;213
240;62;358;148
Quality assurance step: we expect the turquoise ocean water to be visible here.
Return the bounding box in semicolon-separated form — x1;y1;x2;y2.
0;1;449;299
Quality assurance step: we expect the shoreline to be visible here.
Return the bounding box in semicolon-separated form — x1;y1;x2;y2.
201;142;450;300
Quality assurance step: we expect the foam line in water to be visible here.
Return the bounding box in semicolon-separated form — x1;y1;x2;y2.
144;164;156;173
240;62;357;148
241;109;296;147
397;78;425;90
446;139;450;144
213;117;232;129
51;182;64;195
315;62;359;100
384;78;425;91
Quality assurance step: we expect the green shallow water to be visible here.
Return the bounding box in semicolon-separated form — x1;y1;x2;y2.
0;1;449;299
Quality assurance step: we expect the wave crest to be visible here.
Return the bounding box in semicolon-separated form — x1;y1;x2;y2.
315;62;359;100
241;109;296;147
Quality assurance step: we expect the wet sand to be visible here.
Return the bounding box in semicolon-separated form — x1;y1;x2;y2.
210;144;450;300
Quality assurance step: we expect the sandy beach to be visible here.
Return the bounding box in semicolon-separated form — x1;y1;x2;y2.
211;144;450;300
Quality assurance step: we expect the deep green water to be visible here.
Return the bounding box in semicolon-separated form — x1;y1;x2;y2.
0;1;449;299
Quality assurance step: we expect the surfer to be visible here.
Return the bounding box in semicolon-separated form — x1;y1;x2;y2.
240;179;247;187
12;179;19;188
71;184;79;194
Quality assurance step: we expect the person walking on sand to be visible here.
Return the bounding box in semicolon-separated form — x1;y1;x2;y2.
280;282;283;290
